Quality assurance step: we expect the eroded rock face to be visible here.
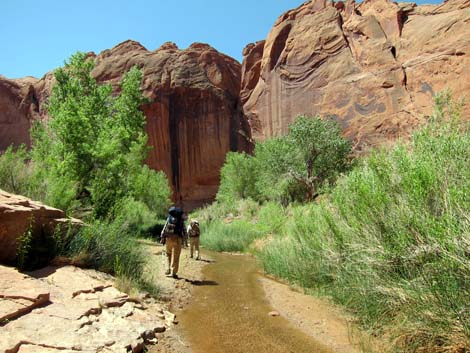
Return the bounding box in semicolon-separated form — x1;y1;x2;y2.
0;76;39;151
0;41;252;208
0;190;82;265
0;265;169;353
241;0;470;147
91;41;251;207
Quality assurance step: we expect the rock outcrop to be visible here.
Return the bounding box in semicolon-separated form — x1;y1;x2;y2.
0;41;252;208
241;0;470;147
0;190;82;265
0;76;39;152
0;265;169;353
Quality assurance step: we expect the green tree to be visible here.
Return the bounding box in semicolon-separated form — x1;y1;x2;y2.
216;152;260;203
255;115;352;203
32;52;170;217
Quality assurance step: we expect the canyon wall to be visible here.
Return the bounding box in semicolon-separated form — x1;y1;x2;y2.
241;0;470;148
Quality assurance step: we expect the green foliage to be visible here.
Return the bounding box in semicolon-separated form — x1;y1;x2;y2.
16;218;33;270
131;165;171;219
216;115;352;204
0;145;35;195
217;152;260;203
30;51;170;218
68;200;154;290
281;115;352;200
259;95;470;351
200;219;263;252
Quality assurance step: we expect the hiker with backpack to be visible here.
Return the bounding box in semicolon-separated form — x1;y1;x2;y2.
187;219;201;260
160;206;187;279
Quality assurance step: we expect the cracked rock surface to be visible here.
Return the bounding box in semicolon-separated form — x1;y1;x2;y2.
0;265;169;353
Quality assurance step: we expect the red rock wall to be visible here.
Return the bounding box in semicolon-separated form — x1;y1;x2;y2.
0;77;39;151
241;0;470;148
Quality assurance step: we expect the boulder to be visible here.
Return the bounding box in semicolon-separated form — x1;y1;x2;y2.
241;0;470;148
0;189;82;265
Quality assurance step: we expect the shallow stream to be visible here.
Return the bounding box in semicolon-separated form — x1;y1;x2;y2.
178;251;332;353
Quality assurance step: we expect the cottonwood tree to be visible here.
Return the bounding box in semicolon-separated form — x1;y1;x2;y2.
32;52;170;217
257;115;352;202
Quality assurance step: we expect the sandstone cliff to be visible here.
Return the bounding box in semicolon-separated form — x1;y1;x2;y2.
241;0;470;147
0;42;252;208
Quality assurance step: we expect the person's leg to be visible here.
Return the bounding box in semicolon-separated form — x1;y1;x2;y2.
194;237;200;260
172;237;182;276
190;237;194;258
165;239;174;275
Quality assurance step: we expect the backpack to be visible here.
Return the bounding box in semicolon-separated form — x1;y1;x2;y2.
189;222;200;237
164;206;184;237
164;215;178;236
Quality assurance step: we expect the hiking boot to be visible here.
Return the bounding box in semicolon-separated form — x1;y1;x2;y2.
172;273;179;279
165;269;171;276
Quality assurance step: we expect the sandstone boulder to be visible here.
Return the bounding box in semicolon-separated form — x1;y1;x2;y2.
0;189;82;265
241;0;470;148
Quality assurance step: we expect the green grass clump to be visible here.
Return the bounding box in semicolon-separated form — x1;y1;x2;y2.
201;219;263;252
68;199;159;295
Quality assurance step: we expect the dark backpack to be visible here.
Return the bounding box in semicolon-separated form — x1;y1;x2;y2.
164;215;178;236
164;206;184;237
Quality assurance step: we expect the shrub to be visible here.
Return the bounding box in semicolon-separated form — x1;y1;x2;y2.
0;145;34;195
217;152;260;203
216;115;352;204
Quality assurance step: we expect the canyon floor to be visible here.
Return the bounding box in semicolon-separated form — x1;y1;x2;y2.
144;241;374;353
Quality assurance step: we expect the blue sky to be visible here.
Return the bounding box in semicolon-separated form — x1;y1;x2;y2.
1;0;443;79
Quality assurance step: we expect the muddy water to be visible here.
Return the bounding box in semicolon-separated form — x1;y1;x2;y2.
178;251;332;353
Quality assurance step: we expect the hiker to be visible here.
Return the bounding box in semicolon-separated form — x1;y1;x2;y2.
160;206;187;279
187;219;201;260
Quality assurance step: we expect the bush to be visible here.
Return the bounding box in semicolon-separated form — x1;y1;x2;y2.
0;145;34;195
68;201;156;292
131;165;171;218
216;115;352;204
217;152;260;203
